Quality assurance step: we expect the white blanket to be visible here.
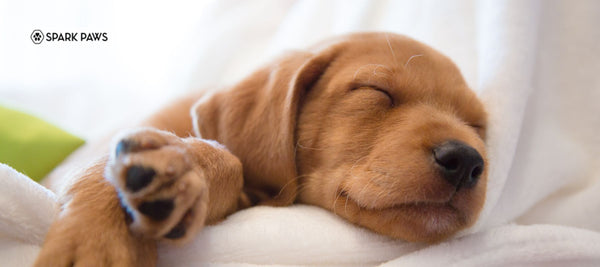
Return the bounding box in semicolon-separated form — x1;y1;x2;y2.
1;0;600;266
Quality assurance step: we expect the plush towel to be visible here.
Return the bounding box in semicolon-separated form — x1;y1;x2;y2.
2;164;600;266
1;0;599;266
0;164;58;267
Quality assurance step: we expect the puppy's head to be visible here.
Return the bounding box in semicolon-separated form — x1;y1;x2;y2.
296;33;487;242
194;33;487;242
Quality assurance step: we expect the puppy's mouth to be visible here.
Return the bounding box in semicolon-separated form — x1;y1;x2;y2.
334;188;469;241
337;189;458;213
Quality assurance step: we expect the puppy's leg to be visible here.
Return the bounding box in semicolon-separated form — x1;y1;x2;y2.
35;159;157;266
35;94;245;266
106;128;244;243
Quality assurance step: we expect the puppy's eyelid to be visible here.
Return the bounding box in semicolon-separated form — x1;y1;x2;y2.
373;87;395;107
468;124;487;139
351;85;395;107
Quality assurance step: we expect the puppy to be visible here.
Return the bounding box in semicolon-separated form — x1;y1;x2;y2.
35;32;487;266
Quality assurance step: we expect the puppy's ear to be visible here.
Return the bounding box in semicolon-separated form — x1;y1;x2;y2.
192;48;337;206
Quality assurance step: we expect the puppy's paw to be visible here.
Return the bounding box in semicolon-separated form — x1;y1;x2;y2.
35;160;157;267
106;128;209;244
35;207;156;267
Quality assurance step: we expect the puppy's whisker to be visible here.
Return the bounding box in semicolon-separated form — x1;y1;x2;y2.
349;155;369;180
404;54;423;68
371;176;389;208
295;140;327;151
344;192;350;215
276;174;310;199
332;188;343;215
353;64;370;80
346;149;378;211
385;33;398;65
366;168;393;181
360;167;395;208
357;175;378;207
294;183;311;196
353;64;390;81
372;65;389;78
332;177;348;215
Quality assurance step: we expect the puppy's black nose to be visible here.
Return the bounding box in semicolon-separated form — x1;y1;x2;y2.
433;140;484;188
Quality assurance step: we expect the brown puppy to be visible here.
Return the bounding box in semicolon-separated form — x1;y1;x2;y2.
35;32;487;266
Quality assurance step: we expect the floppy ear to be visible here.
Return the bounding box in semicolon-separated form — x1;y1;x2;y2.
192;48;337;206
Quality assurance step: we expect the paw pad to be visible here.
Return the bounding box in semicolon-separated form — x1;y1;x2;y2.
125;166;156;192
137;199;174;221
164;220;186;239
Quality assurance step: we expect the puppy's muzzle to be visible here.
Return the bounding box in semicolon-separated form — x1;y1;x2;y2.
433;140;484;189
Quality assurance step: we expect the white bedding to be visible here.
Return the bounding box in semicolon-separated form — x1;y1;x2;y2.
1;0;599;266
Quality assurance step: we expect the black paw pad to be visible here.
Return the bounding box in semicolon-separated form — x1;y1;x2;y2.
138;199;174;221
125;166;156;192
164;220;186;239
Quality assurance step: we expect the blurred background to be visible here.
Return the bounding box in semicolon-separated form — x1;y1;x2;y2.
1;0;216;139
1;0;490;140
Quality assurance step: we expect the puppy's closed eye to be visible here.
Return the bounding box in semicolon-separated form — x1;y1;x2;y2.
352;86;395;108
468;124;486;139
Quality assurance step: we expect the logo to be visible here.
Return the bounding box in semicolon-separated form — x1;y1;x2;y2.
31;29;43;44
30;29;109;44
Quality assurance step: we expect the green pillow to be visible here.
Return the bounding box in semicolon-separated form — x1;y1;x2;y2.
0;106;85;182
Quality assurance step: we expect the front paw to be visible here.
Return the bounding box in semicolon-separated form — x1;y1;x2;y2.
106;128;209;244
35;160;157;267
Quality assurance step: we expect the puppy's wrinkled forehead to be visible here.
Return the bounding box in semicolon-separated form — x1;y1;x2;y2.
317;33;486;129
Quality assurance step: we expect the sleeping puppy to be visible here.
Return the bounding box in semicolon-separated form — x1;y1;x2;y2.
35;32;487;266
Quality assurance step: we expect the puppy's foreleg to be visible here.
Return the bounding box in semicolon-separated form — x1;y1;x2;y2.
35;159;157;267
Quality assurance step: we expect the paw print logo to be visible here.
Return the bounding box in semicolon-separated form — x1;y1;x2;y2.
31;29;43;44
